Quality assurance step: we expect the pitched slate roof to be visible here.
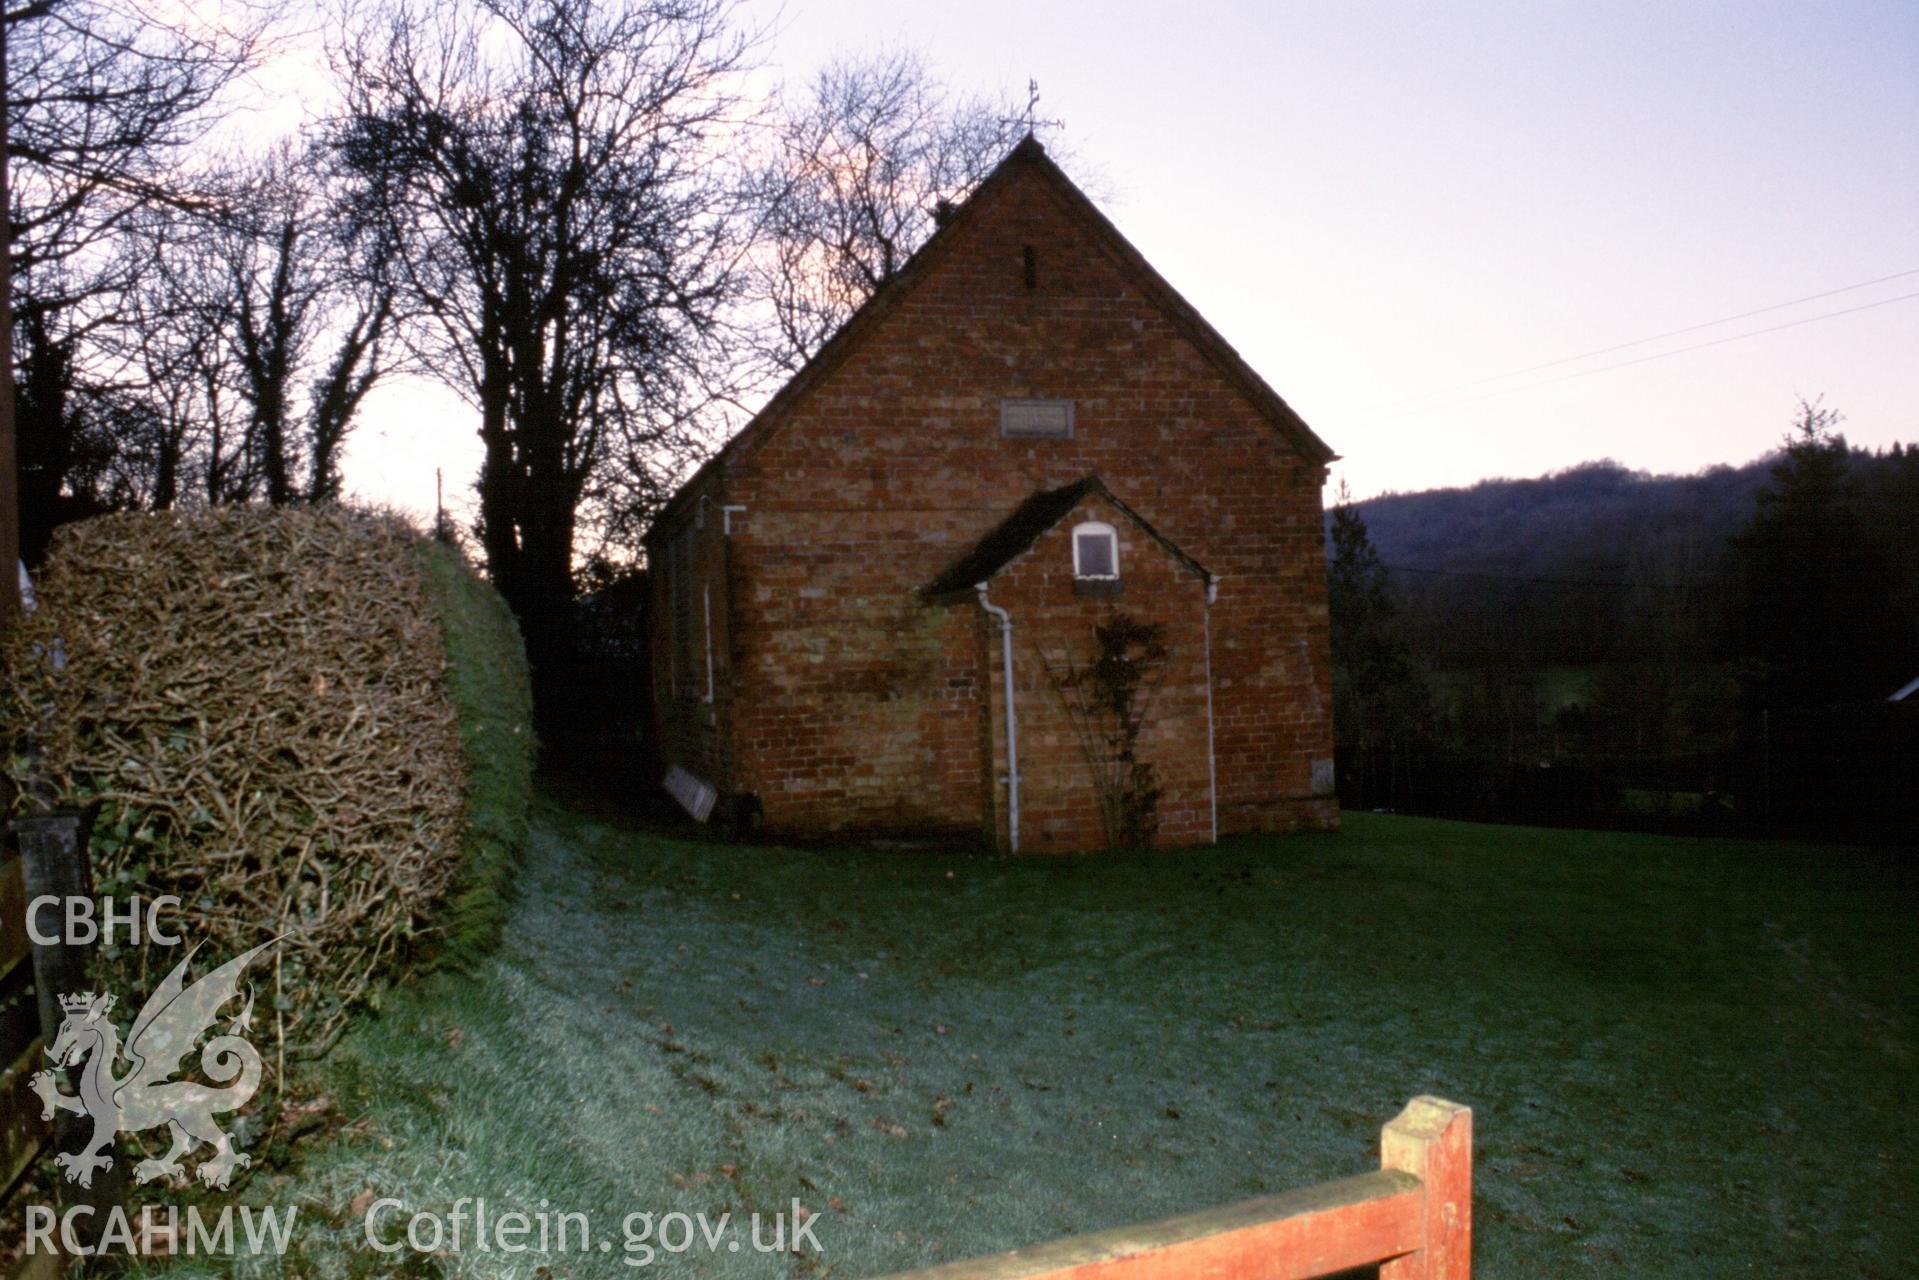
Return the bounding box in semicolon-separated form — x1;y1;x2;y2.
923;477;1210;600
649;135;1335;540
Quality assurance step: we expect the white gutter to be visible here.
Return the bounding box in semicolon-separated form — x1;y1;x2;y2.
1203;575;1220;843
977;583;1021;853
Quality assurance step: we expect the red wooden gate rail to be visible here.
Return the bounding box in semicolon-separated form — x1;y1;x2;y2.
876;1096;1470;1280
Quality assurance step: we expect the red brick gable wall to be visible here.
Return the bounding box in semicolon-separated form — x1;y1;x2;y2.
650;155;1336;845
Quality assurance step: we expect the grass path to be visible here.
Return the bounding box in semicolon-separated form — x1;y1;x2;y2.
228;802;1911;1278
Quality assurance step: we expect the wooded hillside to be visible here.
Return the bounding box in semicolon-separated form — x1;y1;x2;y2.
1328;426;1919;838
1348;448;1919;670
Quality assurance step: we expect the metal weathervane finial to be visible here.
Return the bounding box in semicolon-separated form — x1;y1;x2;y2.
1006;79;1065;136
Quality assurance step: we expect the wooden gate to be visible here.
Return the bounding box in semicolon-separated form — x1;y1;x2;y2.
877;1096;1470;1280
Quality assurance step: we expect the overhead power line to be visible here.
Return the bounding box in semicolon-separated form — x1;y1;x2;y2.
1380;564;1709;591
1358;289;1919;426
1358;267;1919;418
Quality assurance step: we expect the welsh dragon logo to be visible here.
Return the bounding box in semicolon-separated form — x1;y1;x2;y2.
30;940;276;1190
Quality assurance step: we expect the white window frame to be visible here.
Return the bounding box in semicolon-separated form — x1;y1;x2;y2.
1072;521;1120;580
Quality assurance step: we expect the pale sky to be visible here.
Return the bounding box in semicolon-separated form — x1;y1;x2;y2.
327;0;1919;524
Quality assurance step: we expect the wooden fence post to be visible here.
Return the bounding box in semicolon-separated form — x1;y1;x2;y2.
1379;1096;1471;1280
15;810;94;1051
13;808;126;1255
0;847;50;1203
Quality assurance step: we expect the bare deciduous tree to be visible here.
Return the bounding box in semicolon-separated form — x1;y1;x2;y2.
17;158;395;541
211;147;397;505
330;0;755;671
110;211;252;505
5;0;273;308
7;0;278;554
13;298;122;559
749;50;1026;372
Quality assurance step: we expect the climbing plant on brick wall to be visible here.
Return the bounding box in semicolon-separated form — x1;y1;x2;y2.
1040;613;1170;850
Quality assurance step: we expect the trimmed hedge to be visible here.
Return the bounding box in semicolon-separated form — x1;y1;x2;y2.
416;538;536;968
3;507;533;1053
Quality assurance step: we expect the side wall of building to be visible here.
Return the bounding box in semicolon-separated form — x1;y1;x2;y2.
646;470;736;802
713;499;988;837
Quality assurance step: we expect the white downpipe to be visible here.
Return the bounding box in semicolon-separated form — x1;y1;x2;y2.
977;583;1021;853
702;583;715;703
1203;575;1220;843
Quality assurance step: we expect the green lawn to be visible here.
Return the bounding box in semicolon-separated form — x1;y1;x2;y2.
200;802;1913;1278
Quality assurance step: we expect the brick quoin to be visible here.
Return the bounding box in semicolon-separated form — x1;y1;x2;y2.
644;137;1338;851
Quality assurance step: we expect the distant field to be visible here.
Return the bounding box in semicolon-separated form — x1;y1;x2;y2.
176;804;1915;1278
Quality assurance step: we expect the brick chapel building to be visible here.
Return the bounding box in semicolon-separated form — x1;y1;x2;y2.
645;137;1338;851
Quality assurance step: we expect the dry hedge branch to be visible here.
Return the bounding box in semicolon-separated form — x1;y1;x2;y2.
3;507;468;1054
